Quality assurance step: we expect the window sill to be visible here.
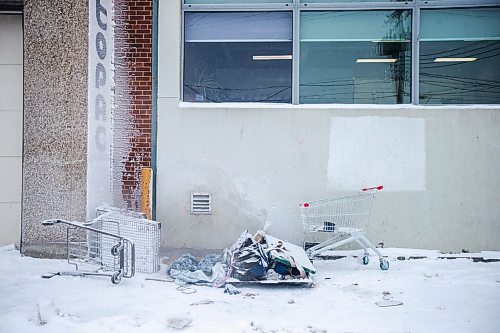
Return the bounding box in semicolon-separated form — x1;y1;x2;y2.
178;101;500;110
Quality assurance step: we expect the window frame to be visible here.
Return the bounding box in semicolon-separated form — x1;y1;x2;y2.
181;0;500;105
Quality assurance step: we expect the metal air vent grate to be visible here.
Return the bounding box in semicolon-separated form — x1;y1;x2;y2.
191;193;212;215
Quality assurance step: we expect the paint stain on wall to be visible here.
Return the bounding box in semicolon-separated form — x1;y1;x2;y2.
328;116;426;191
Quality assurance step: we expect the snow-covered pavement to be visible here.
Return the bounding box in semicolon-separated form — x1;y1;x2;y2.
1;245;499;333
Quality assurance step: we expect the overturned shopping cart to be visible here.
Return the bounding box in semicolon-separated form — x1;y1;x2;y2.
42;209;161;284
41;219;135;284
300;186;389;270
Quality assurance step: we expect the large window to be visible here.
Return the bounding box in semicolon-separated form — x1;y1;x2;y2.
419;8;500;104
184;12;293;103
300;10;411;104
182;1;500;105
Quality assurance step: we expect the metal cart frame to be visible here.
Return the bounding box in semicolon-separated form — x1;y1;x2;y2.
300;186;389;270
42;219;135;284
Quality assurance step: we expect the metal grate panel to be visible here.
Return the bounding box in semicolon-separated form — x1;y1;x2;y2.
95;209;161;274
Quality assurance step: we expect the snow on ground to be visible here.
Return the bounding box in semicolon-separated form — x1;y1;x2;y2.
1;245;500;333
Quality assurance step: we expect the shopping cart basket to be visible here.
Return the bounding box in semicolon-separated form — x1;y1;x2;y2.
95;209;161;274
41;219;135;284
300;186;389;270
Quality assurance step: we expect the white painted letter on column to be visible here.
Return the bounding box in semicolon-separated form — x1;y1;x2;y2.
87;0;114;218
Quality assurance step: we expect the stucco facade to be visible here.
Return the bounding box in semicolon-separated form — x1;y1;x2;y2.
21;0;89;256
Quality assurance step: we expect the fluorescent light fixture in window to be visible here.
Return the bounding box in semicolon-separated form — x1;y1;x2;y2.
356;58;398;63
252;55;292;61
371;39;410;43
434;57;477;62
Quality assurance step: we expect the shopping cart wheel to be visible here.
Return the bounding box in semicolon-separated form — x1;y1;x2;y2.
362;254;369;265
379;260;390;271
111;272;122;284
111;243;123;256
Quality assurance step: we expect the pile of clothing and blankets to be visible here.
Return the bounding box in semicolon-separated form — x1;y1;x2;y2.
167;230;316;288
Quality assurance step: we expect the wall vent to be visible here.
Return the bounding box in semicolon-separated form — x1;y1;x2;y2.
191;193;212;215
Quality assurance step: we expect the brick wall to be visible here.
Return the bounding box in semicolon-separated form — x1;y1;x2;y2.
114;0;153;210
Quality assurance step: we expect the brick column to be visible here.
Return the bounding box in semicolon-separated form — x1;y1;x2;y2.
113;0;153;210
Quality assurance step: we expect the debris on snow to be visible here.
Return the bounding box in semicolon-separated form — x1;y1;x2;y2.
249;322;328;333
31;299;72;326
375;299;404;307
189;299;230;306
33;303;47;326
224;284;240;295
243;292;258;298
168;253;226;286
166;230;315;288
176;285;197;294
166;315;193;330
226;231;314;282
375;291;404;307
424;272;439;279
306;326;328;333
144;277;175;283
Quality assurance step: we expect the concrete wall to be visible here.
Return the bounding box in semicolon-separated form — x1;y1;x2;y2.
21;0;88;257
156;2;500;252
0;14;23;247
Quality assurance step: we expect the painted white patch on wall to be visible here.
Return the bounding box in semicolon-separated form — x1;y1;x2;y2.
87;0;114;218
328;117;426;191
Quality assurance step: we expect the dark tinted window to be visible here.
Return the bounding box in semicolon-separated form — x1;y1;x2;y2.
420;8;500;104
184;12;293;103
300;10;412;104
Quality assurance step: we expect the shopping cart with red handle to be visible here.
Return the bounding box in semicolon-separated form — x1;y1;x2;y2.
300;186;389;270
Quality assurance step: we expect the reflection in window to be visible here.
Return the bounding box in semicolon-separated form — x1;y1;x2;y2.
419;8;500;105
300;11;411;104
184;12;292;103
